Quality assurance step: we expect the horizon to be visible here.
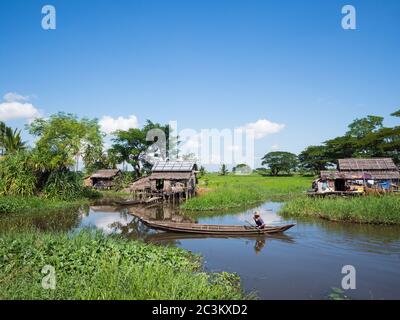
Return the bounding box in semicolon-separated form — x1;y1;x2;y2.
1;0;400;169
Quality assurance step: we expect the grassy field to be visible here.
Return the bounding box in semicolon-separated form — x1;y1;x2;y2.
181;174;312;211
281;195;400;225
0;231;246;300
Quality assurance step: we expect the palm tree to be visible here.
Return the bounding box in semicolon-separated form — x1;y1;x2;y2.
0;123;26;154
0;121;6;155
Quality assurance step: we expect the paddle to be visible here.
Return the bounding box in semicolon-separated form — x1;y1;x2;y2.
245;220;256;227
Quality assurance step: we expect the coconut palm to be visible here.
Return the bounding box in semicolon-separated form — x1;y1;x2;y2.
0;122;26;154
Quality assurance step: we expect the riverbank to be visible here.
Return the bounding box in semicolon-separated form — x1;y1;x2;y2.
0;196;89;214
181;174;312;211
0;231;246;299
281;195;400;225
0;189;131;214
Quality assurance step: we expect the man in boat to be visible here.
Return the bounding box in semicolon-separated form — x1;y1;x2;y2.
253;212;266;229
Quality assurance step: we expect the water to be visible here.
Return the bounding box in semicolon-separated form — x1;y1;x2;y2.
2;202;400;299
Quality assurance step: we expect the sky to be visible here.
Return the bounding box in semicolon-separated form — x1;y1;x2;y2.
1;0;400;168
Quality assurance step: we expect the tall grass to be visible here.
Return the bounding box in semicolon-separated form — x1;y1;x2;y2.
281;195;400;225
0;231;246;300
181;174;312;211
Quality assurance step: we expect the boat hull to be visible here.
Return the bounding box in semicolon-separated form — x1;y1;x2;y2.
138;218;295;235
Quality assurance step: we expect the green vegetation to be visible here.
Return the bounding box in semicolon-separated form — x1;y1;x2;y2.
0;121;26;155
219;164;229;176
0;196;88;214
0;231;246;300
110;120;178;177
261;151;298;176
298;110;400;173
182;174;312;211
281;195;400;225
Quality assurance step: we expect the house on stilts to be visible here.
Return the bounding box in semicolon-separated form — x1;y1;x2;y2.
127;161;198;203
311;158;399;195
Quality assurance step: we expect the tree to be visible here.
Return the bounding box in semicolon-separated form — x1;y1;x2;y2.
199;166;206;177
346;115;384;139
261;151;298;176
232;163;252;175
142;120;180;161
27;113;104;171
110;128;149;177
298;145;330;174
298;109;400;167
0;122;26;155
109;121;180;177
219;163;229;176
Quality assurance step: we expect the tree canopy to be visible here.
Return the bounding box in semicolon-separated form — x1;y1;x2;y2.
261;151;298;176
297;110;400;173
27;112;104;171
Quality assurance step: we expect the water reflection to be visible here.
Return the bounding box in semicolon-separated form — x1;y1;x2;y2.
2;200;400;299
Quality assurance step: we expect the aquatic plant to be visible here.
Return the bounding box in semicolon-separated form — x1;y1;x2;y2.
0;231;246;300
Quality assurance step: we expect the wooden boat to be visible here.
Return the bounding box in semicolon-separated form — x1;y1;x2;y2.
144;231;295;243
114;199;142;205
115;196;162;206
135;215;295;235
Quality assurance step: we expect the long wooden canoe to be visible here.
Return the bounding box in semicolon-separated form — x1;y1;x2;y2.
135;216;295;235
114;199;142;206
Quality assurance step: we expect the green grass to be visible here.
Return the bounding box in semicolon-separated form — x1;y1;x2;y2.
0;196;88;214
99;190;132;198
181;174;312;211
281;195;400;225
0;231;247;300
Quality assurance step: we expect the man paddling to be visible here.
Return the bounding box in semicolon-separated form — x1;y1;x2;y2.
253;211;266;229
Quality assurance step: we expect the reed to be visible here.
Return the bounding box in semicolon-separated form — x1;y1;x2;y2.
280;195;400;224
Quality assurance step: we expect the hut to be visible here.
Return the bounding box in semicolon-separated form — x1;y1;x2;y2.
149;161;198;200
314;158;399;194
89;169;121;189
126;161;198;202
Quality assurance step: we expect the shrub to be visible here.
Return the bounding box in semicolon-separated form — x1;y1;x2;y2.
0;151;37;196
43;170;84;200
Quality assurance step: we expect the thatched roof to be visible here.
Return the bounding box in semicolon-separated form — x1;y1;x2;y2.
338;158;397;171
320;170;399;180
129;176;151;191
149;172;192;180
152;161;197;172
90;169;121;179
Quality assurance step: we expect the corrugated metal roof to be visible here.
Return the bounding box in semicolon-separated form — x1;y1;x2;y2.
152;161;197;172
150;172;192;180
338;158;397;171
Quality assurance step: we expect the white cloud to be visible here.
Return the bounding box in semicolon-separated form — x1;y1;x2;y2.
99;115;139;134
235;119;285;139
0;93;41;121
4;92;30;102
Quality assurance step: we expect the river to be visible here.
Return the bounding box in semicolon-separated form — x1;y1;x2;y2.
3;201;400;299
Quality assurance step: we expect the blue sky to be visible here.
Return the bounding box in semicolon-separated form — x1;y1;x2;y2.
1;0;400;167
